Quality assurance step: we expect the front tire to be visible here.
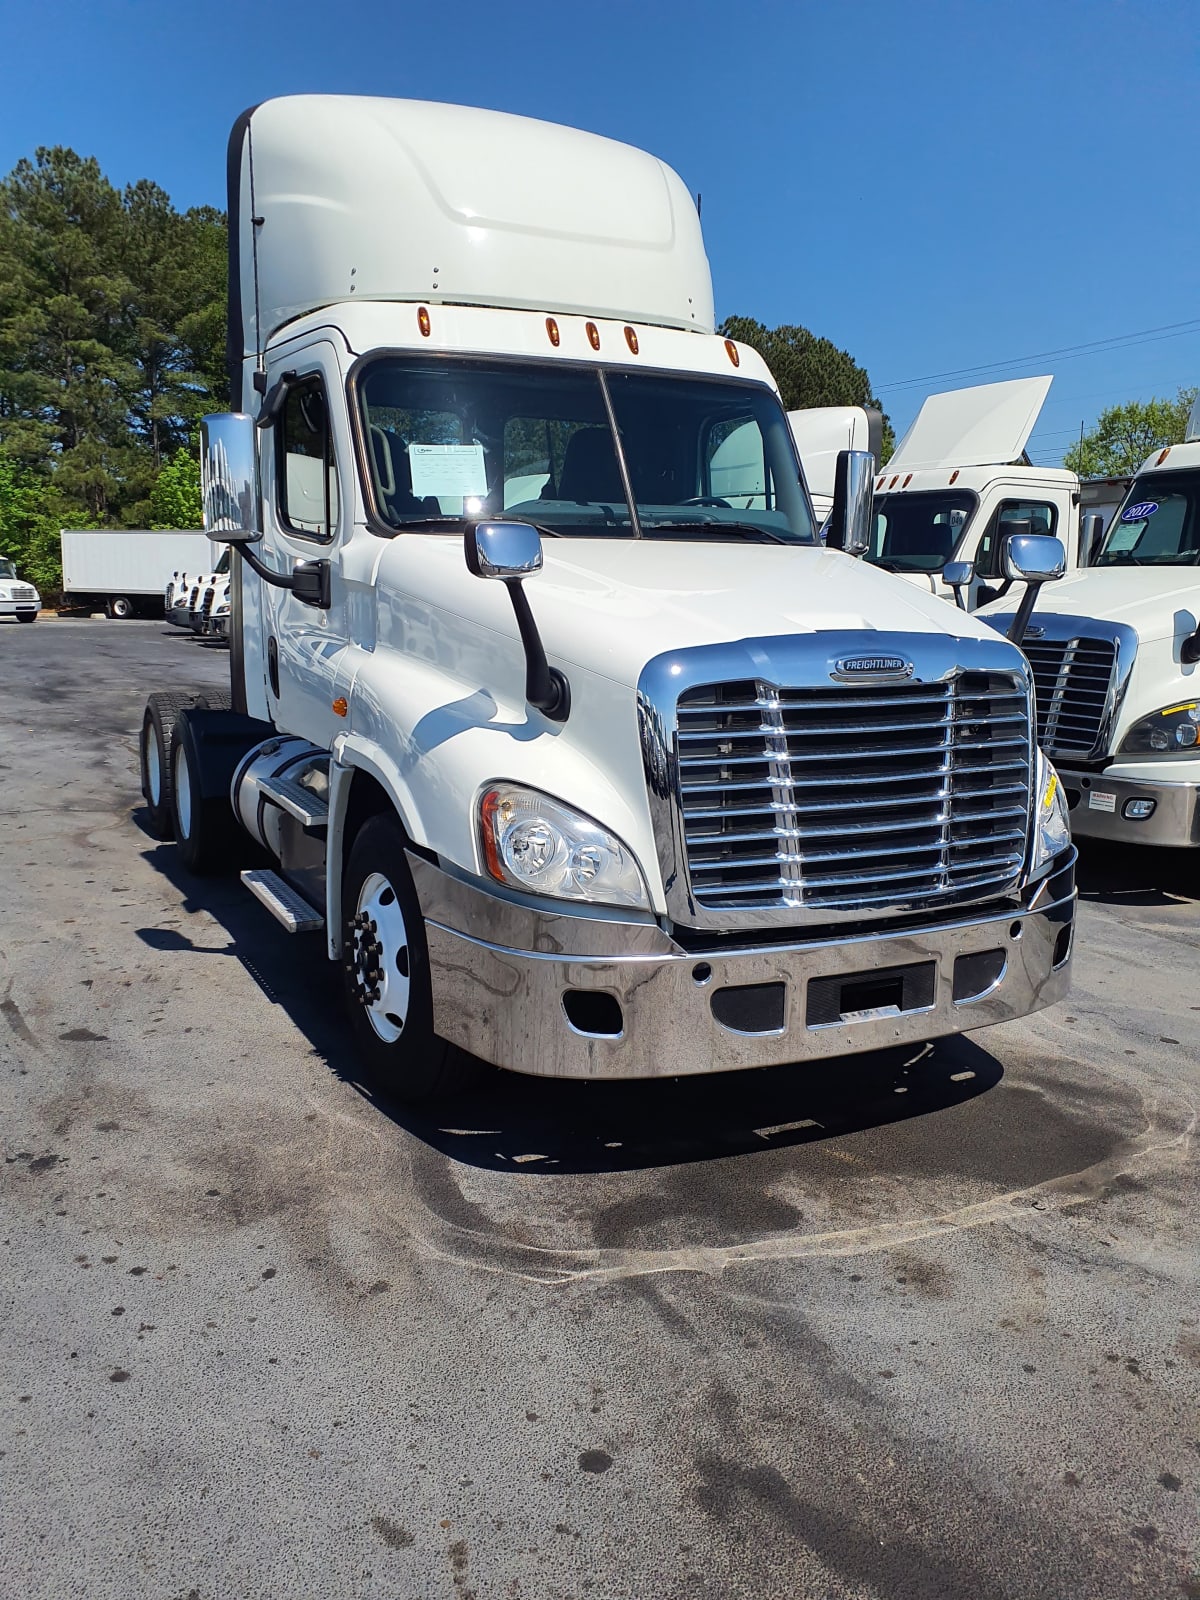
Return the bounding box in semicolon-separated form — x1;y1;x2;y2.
341;812;477;1103
16;612;36;624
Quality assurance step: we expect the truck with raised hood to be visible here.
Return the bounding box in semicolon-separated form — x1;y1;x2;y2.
62;528;216;618
137;94;1077;1102
979;400;1200;850
866;376;1089;610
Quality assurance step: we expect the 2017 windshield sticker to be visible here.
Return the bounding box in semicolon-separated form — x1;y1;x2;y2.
1120;501;1158;522
408;443;488;499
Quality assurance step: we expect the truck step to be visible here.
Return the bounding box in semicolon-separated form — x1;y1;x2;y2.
257;772;329;828
241;869;325;933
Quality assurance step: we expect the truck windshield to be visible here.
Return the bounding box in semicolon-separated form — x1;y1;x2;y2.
0;559;15;580
356;357;814;543
1094;469;1200;566
868;491;976;572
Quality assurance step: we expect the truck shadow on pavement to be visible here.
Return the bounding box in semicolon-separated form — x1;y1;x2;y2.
136;813;1006;1176
1074;837;1200;907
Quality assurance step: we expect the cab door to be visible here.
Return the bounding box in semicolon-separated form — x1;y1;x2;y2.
259;342;353;749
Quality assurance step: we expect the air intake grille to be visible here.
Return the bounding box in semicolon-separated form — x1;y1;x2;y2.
675;673;1032;915
1018;636;1116;757
11;586;36;602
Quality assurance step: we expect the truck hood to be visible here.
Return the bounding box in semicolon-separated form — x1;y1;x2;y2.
381;536;1008;690
888;375;1053;471
978;566;1200;646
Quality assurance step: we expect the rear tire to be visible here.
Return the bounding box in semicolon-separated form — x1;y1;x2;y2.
139;688;234;839
106;596;134;620
340;811;478;1103
169;711;241;875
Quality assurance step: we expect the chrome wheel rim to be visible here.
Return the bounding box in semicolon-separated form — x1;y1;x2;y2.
144;722;161;806
348;871;411;1044
175;743;192;838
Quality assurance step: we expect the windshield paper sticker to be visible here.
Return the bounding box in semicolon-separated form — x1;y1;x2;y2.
408;443;488;499
1120;501;1158;522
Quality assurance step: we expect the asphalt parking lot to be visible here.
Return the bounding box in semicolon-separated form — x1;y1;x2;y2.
2;618;1198;1600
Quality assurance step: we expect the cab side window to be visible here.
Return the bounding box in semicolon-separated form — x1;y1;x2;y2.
278;377;339;540
975;499;1057;577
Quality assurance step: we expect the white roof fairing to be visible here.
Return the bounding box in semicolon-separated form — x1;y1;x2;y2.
230;96;714;379
887;375;1054;472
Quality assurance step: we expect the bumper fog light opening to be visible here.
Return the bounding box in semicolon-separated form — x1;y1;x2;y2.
562;990;623;1039
1123;798;1156;821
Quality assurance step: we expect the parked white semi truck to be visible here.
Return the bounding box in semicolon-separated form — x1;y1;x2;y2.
138;95;1076;1100
0;557;40;622
980;408;1200;849
867;376;1089;610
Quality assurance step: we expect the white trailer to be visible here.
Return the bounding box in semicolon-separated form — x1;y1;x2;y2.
61;529;217;618
137;95;1076;1103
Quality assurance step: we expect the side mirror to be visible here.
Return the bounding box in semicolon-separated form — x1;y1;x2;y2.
1082;512;1104;565
828;449;875;556
1001;533;1067;585
464;522;568;722
465;521;544;581
942;559;974;611
201;414;261;542
1002;534;1067;646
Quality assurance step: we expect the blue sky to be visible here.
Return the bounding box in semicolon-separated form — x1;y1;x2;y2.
3;0;1198;460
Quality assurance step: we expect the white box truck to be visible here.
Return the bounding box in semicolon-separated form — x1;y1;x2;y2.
61;529;217;618
980;402;1200;849
137;95;1077;1101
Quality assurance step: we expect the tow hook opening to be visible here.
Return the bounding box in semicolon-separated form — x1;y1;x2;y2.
562;990;623;1038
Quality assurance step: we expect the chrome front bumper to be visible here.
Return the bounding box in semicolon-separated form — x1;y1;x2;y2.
413;852;1076;1081
1060;769;1200;848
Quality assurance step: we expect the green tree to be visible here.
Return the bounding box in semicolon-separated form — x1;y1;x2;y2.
0;455;86;596
1064;388;1197;478
149;446;202;528
720;316;894;460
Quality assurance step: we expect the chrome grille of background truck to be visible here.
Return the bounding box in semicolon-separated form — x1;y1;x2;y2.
673;671;1031;915
1019;635;1118;758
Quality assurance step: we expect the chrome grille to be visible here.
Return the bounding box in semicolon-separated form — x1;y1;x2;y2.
675;672;1032;914
11;586;36;602
1018;636;1117;758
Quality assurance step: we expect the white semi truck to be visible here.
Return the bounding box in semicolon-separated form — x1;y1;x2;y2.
979;407;1200;849
138;95;1076;1100
0;557;40;622
867;376;1087;610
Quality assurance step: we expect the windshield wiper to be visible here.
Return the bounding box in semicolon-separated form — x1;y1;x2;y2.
640;520;786;544
390;514;562;539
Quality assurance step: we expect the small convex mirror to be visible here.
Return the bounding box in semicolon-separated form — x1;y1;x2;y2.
465;522;544;581
943;560;974;589
201;414;261;542
1001;534;1066;585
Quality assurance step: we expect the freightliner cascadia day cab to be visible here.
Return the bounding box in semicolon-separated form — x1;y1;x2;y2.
138;95;1077;1101
979;401;1200;849
867;377;1087;611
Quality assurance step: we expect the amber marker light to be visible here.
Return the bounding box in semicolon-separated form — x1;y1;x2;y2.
724;339;740;367
1156;447;1172;465
903;474;913;487
624;326;639;354
417;306;431;337
949;469;960;484
546;316;560;347
332;697;348;718
479;788;507;882
586;321;601;351
889;475;899;489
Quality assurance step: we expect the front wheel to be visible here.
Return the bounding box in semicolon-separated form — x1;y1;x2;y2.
340;812;477;1103
16;612;36;624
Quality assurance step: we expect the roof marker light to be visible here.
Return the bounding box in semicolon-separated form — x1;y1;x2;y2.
546;316;560;347
624;326;639;355
1156;446;1171;465
417;306;431;338
903;473;912;488
949;469;960;484
724;339;740;367
586;321;601;351
889;475;899;489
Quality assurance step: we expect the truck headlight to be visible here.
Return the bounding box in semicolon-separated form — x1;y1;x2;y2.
1032;751;1071;871
1118;702;1200;758
479;785;650;909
